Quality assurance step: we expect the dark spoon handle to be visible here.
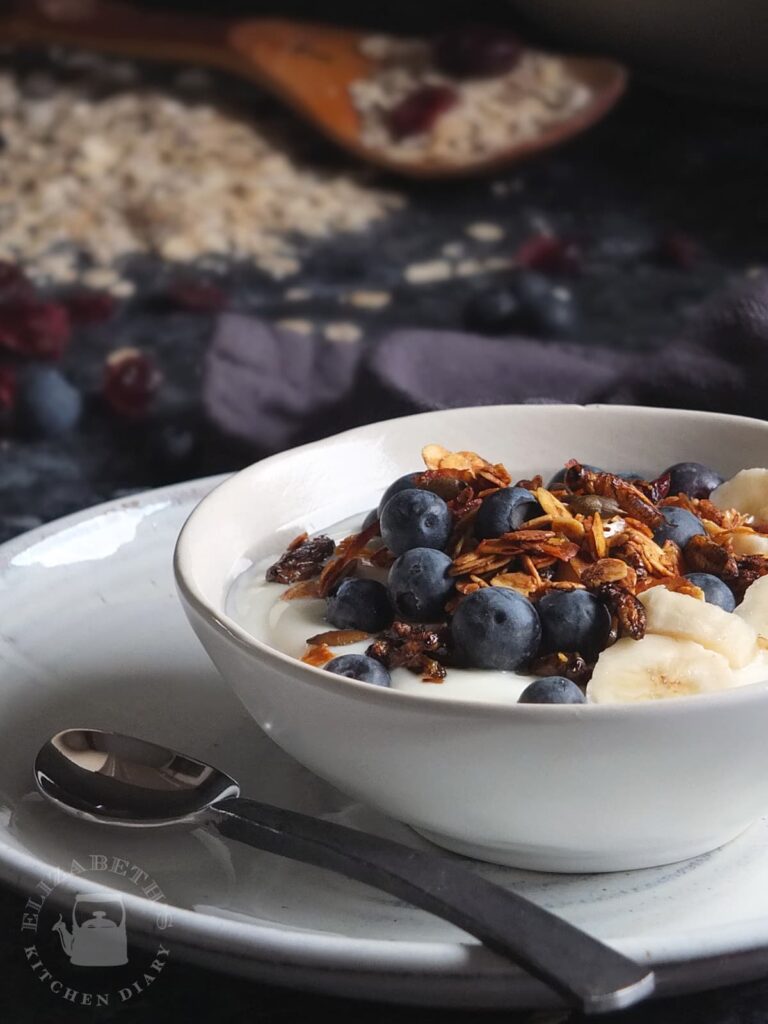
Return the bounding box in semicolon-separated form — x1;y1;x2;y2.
212;796;654;1013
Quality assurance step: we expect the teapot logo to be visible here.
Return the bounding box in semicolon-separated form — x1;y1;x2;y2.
21;853;172;1009
52;893;128;967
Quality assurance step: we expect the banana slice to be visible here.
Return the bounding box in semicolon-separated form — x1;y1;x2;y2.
711;468;768;526
736;574;768;639
728;531;768;556
588;635;736;703
639;586;758;668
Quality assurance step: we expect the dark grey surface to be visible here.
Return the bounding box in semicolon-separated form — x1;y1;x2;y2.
2;42;768;1021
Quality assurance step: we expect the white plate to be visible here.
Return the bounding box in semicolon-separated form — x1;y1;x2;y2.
2;479;768;1009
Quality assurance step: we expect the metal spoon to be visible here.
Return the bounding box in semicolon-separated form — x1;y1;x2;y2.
35;728;654;1013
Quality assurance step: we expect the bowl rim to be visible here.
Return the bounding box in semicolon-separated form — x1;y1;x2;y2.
174;403;768;718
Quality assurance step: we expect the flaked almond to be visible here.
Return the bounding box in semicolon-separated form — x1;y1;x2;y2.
580;557;631;587
301;643;335;667
282;579;322;601
306;629;370;646
490;571;538;594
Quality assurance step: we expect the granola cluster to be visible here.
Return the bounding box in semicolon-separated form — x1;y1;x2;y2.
265;445;768;684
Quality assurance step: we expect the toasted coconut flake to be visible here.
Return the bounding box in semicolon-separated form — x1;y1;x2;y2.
301;643;335;667
287;531;309;551
306;629;370;646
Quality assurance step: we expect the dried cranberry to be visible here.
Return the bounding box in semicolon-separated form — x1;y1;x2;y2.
433;25;522;79
103;347;162;417
0;300;71;359
654;231;698;270
0;365;16;428
165;278;226;313
516;234;582;275
386;85;458;140
64;290;116;325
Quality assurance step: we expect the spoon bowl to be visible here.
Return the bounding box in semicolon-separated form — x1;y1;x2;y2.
34;729;239;826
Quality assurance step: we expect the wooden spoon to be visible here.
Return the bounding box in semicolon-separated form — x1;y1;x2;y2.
2;0;628;179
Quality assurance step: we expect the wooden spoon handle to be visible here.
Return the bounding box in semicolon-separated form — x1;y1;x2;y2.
2;0;238;71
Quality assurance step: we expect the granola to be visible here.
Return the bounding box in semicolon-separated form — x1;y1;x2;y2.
260;446;768;703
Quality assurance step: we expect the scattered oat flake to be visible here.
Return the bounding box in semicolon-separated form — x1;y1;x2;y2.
277;319;314;336
441;241;465;259
343;290;391;309
465;223;505;242
404;260;453;284
0;53;403;287
284;287;312;302
324;322;362;343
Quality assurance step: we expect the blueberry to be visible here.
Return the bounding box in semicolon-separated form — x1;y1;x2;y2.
516;272;578;338
451;587;541;671
685;573;736;612
475;486;542;539
547;464;602;488
380;488;452;555
326;578;393;633
518;676;586;704
377;471;421;515
388;548;454;622
325;654;391;687
653;506;706;548
663;462;724;499
615;470;646;481
538;589;612;658
17;366;82;438
463;271;577;339
463;287;524;335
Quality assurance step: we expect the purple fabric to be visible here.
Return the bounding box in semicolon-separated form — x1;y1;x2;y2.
204;277;768;451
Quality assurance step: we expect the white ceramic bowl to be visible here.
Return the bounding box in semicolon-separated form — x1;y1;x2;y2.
175;404;768;873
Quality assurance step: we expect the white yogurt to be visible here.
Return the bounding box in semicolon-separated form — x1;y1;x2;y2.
226;513;768;703
226;513;538;703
